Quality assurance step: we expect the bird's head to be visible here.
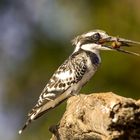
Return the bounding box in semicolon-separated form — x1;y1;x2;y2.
72;30;140;56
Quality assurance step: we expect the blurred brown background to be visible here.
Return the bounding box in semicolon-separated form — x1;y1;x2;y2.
0;0;140;140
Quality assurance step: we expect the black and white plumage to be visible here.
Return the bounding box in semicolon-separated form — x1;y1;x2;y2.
19;30;140;134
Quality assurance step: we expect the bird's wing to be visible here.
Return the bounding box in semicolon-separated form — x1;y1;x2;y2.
19;53;87;134
28;60;74;118
28;55;87;118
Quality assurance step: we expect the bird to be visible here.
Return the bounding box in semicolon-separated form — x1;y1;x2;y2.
19;29;140;134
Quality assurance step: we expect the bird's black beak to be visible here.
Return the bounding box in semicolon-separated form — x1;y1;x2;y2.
101;36;140;56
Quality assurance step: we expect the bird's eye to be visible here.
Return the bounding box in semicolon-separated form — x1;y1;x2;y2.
92;33;101;41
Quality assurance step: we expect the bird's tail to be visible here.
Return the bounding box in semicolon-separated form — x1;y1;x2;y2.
18;107;41;134
18;92;71;134
18;101;58;134
18;118;31;134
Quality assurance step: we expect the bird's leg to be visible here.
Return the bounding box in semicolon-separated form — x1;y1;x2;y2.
68;90;78;96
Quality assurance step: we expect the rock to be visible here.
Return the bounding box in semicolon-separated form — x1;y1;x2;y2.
50;92;140;140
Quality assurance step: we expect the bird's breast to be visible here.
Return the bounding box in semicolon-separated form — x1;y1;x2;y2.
72;58;99;94
86;51;101;66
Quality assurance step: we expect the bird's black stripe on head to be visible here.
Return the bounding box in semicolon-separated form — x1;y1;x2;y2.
80;36;100;47
72;32;101;47
80;37;93;46
72;36;97;47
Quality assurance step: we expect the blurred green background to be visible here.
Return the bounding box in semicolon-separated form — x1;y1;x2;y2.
0;0;140;140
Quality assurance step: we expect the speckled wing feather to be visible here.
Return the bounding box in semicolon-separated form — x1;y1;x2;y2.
29;52;87;117
19;52;87;134
19;52;87;133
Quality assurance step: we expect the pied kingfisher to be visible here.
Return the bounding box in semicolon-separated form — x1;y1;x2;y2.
19;30;140;134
